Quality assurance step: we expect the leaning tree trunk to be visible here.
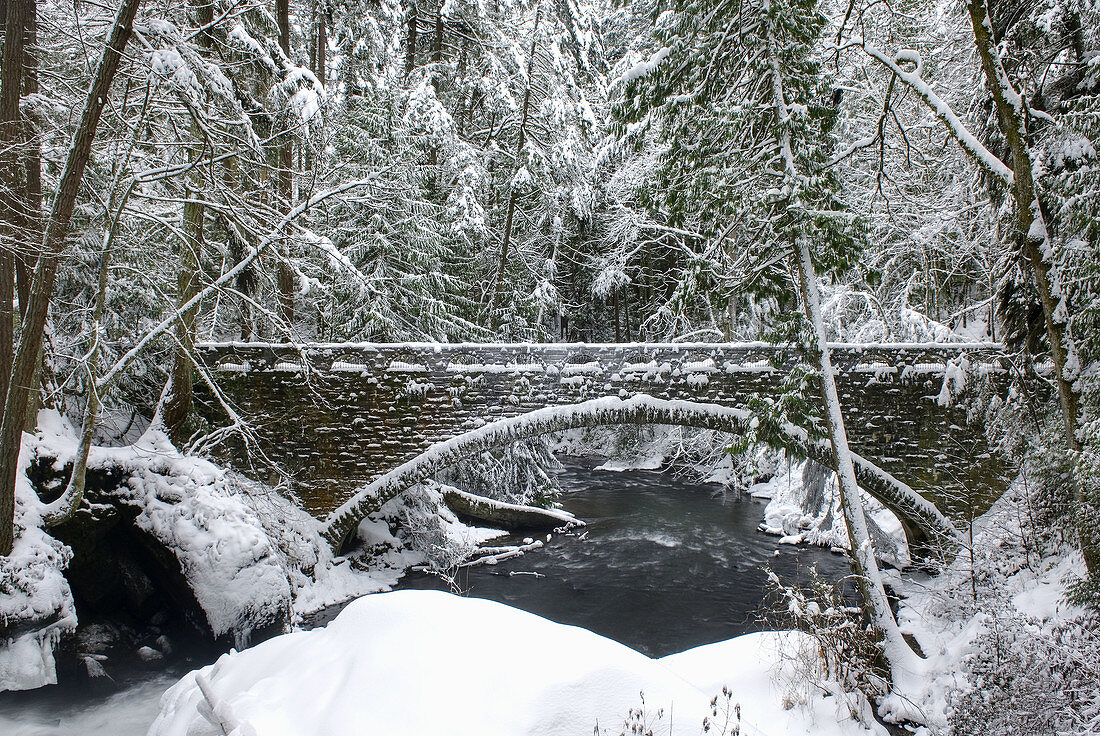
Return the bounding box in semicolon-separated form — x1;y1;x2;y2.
40;224;112;527
0;0;143;556
793;239;920;679
965;0;1080;451
763;10;917;678
965;0;1097;575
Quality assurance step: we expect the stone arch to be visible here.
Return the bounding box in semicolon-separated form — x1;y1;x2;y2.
321;395;963;557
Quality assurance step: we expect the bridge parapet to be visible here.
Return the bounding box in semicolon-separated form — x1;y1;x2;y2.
194;341;1011;524
199;341;1005;376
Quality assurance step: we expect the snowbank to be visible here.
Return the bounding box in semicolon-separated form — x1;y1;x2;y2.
662;633;887;736
151;590;888;736
0;427;77;691
876;474;1096;730
150;590;710;736
754;454;909;568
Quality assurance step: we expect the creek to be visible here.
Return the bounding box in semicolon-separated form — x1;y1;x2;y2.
399;458;854;657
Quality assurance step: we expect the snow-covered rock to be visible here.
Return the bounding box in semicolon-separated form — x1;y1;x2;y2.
2;409;295;692
72;420;292;645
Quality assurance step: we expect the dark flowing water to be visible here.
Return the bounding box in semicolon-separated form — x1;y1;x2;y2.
399;458;855;657
0;460;853;732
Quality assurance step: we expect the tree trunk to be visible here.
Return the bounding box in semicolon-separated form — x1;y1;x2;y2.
612;289;620;342
404;2;418;79
488;3;541;323
161;0;211;442
456;38;467;136
794;239;919;680
314;1;326;88
0;0;27;410
0;0;142;556
15;0;38;316
432;1;444;64
161;151;204;442
0;252;10;416
41;227;111;527
276;0;290;54
764;7;916;675
965;0;1080;451
623;288;632;342
276;0;295;329
966;0;1096;575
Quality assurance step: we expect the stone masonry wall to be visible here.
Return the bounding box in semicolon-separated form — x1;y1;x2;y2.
195;342;1010;520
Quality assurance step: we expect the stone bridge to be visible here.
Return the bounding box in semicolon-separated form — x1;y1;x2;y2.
196;342;1012;551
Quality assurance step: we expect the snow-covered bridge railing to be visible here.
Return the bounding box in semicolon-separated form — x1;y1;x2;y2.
319;395;964;555
195;341;1011;546
198;340;1003;375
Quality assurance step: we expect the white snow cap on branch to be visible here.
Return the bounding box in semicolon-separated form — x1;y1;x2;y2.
893;49;923;76
612;47;671;89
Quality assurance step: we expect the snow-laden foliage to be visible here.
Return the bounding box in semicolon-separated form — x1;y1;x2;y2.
879;466;1099;734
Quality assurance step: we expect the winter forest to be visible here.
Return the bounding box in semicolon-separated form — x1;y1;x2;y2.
1;0;1100;734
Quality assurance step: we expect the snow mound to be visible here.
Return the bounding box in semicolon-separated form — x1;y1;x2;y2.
89;431;291;644
662;633;887;736
150;590;712;736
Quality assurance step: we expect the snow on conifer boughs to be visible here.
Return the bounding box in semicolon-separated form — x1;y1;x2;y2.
614;0;862;336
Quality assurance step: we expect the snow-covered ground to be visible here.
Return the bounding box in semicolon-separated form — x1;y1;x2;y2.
5;400;1096;735
876;475;1099;733
148;589;887;736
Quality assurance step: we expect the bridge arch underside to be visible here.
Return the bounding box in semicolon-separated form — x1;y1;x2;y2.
322;396;965;560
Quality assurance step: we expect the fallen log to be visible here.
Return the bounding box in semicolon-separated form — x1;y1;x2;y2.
442;489;584;532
